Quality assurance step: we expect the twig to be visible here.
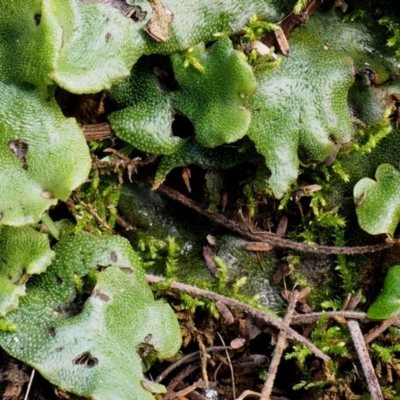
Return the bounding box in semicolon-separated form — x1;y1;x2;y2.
347;320;383;400
155;184;392;255
236;390;263;400
261;290;300;399
364;312;400;344
343;292;362;311
197;335;209;389
146;274;330;361
181;388;208;400
217;332;236;399
291;311;367;325
156;346;232;383
23;369;35;400
168;380;204;400
165;363;200;400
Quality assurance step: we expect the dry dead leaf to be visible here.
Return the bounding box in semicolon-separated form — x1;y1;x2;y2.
270;264;290;285
245;242;273;251
203;246;217;275
216;301;234;325
274;28;290;57
145;0;174;42
276;215;288;237
181;167;192;192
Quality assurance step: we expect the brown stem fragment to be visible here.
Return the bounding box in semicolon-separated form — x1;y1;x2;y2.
167;380;204;400
155;184;392;255
347;320;383;400
364;312;400;344
291;311;367;325
261;290;300;399
82;122;114;141
164;363;200;400
235;390;263;400
156;346;232;383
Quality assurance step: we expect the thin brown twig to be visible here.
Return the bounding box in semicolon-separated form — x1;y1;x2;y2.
217;332;236;399
236;390;263;400
146;274;330;361
347;320;383;400
261;290;300;399
197;335;209;390
343;292;362;311
341;293;352;312
291;311;367;325
155;184;392;255
364;312;400;344
168;380;204;400
179;387;208;400
156;346;232;383
165;363;200;400
23;369;35;400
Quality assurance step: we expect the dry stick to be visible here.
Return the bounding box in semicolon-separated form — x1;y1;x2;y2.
165;363;201;400
341;293;352;312
344;292;363;312
156;346;231;383
156;184;392;255
364;312;400;344
261;290;300;399
217;332;236;399
23;369;35;400
291;311;367;325
169;380;204;400
236;390;263;400
179;388;208;400
146;274;329;361
347;320;383;400
197;335;210;390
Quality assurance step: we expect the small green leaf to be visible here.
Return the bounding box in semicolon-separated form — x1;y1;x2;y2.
0;226;54;316
108;59;185;154
0;233;181;400
0;83;91;226
367;265;400;320
171;37;257;147
354;164;400;236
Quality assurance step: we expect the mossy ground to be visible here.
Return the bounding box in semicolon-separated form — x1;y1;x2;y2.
3;1;400;398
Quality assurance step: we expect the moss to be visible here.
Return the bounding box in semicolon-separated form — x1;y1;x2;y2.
118;182;285;312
